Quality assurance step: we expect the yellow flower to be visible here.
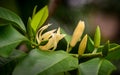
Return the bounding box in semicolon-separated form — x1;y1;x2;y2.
36;24;65;50
70;21;85;47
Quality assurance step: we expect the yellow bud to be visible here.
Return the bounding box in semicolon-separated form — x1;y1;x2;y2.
78;34;87;56
70;21;85;47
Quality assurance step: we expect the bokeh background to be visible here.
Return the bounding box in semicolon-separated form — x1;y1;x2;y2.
1;0;120;74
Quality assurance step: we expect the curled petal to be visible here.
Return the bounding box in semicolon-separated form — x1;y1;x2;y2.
56;27;66;41
52;34;66;50
41;29;56;41
57;27;60;34
36;24;51;43
39;34;55;50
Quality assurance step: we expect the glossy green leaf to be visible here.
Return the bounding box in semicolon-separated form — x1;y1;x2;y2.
0;50;27;75
55;72;71;75
0;7;26;32
13;49;78;75
27;17;34;41
106;43;120;60
86;36;94;53
94;26;101;48
102;41;109;57
0;25;27;57
78;58;116;75
32;5;37;18
60;28;71;44
31;6;48;32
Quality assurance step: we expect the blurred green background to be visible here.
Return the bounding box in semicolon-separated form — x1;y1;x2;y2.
1;0;120;43
1;0;120;75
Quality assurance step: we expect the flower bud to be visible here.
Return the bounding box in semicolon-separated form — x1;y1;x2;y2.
70;21;85;47
78;34;87;56
94;26;101;48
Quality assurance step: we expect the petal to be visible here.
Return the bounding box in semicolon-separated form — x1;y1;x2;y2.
52;34;65;50
38;24;51;38
57;27;60;34
39;36;54;50
36;24;51;44
41;29;56;40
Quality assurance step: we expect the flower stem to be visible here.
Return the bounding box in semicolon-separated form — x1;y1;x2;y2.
71;45;120;58
109;45;120;52
92;48;98;54
67;46;72;53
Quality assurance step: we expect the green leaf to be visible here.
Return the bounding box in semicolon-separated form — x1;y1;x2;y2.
0;25;27;57
31;6;48;32
27;17;35;41
86;36;94;53
55;72;71;75
102;41;109;57
0;50;26;67
78;58;116;75
32;5;37;18
0;50;27;75
105;43;120;60
0;7;26;32
60;28;72;44
13;49;78;75
94;26;101;48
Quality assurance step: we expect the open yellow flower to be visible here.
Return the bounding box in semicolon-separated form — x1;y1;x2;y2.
36;24;65;50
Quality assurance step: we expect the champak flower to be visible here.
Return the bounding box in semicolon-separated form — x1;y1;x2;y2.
36;24;65;50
